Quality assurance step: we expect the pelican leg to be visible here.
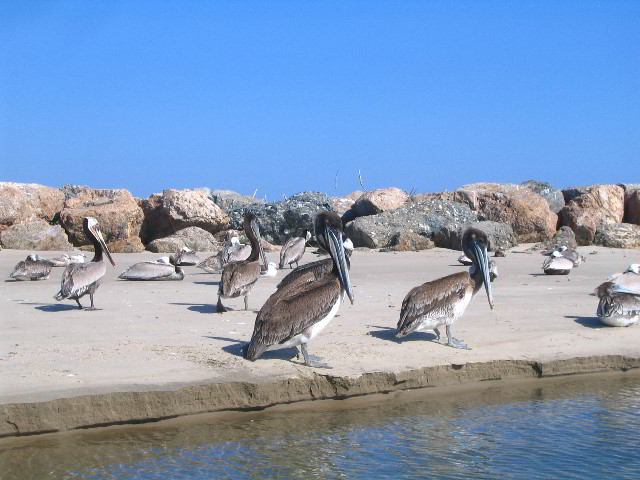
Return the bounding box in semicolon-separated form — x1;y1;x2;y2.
84;292;96;311
433;327;442;343
301;344;331;369
75;299;83;310
445;325;471;350
244;295;249;311
295;261;300;268
216;295;227;313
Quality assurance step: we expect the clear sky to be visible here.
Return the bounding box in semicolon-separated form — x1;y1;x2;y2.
1;1;639;201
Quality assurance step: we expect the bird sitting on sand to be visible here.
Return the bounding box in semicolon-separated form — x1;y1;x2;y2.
118;257;184;281
542;251;573;275
10;254;52;281
171;247;200;266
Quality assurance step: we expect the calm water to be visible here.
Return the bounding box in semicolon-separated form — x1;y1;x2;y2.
3;374;640;479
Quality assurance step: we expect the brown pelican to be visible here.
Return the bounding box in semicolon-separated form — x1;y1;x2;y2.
216;213;268;312
47;253;86;267
597;292;640;327
197;236;251;274
54;217;115;310
458;253;473;266
276;236;353;290
279;230;311;269
170;247;200;266
118;257;184;281
244;211;354;368
594;264;640;298
9;254;52;281
542;251;573;275
396;227;495;349
544;246;584;267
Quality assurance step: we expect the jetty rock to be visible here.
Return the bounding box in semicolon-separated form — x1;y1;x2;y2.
560;184;625;245
621;184;640;225
593;223;640;249
146;226;221;253
140;189;230;244
331;191;364;215
60;186;144;246
0;182;64;227
454;182;558;243
351;187;410;216
0;220;73;251
520;180;565;213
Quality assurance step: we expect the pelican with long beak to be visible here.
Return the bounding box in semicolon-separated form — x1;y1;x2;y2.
216;212;268;312
396;227;495;349
54;217;115;310
244;211;354;368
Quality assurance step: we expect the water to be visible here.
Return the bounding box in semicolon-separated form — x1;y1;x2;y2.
3;374;640;479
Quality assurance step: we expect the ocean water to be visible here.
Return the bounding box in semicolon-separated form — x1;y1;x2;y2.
2;374;640;479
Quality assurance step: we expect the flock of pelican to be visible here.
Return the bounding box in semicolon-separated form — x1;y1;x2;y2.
8;211;640;368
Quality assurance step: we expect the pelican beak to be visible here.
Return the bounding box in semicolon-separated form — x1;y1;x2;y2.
327;225;354;304
472;241;493;309
251;219;268;271
94;227;115;266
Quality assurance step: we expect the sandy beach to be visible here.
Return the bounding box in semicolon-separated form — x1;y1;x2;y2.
1;245;639;437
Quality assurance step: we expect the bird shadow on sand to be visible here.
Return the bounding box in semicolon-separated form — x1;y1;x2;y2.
30;303;83;312
529;273;551;277
204;335;299;361
366;325;438;344
566;315;605;329
193;281;220;286
169;302;216;314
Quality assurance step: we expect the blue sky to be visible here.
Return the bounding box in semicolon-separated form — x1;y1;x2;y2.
1;1;638;201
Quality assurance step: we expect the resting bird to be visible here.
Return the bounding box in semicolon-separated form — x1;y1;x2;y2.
597;292;640;327
595;264;640;298
197;236;251;274
10;254;52;281
396;227;495;350
544;245;585;267
216;213;268;312
54;217;115;310
118;257;184;281
171;247;200;266
542;251;573;275
279;230;311;269
244;211;354;368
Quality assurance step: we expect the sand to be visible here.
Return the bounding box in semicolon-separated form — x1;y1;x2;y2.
1;245;639;437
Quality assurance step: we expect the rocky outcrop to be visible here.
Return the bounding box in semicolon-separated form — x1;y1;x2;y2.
0;220;73;251
140;189;230;244
228;192;333;245
209;190;264;212
351;187;409;216
560;185;625;245
146;227;221;253
380;232;435;252
107;237;145;253
0;182;64;227
345;197;478;249
331;191;364;215
521;180;565;213
455;183;557;243
60;186;144;246
467;221;518;251
622;187;640;225
534;226;578;252
593;223;640;249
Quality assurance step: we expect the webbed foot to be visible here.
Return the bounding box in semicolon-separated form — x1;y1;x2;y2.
301;344;332;369
446;338;471;350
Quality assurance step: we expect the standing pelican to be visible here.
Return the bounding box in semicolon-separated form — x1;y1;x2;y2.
396;227;495;349
597;292;640;327
9;254;52;281
54;217;115;310
216;213;268;312
244;211;354;367
279;230;311;269
542;251;573;275
171;247;200;266
118;257;184;281
197;236;251;274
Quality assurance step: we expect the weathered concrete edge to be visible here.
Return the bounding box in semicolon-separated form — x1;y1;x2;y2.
2;355;639;438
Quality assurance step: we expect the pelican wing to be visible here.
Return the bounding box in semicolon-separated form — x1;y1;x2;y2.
280;237;306;267
225;244;251;264
397;271;469;336
220;261;261;297
597;293;640;318
197;254;223;273
276;257;334;290
11;260;51;279
246;275;341;360
119;262;178;280
56;262;105;299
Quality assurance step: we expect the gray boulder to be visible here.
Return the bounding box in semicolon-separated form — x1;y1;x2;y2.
228;192;333;245
466;221;518;251
521;180;565;213
210;189;265;212
146;227;222;253
0;182;65;227
0;220;74;251
593;223;640;249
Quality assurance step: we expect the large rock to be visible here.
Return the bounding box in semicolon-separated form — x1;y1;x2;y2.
0;220;73;251
228;192;334;245
593;223;640;249
351;187;409;216
521;180;565;213
455;183;557;243
209;190;265;212
535;226;578;252
345;197;478;249
466;221;518;251
146;227;221;253
0;182;64;226
380;232;434;252
107;237;145;253
331;191;364;215
622;186;640;225
560;185;625;245
140;189;230;244
60;186;144;246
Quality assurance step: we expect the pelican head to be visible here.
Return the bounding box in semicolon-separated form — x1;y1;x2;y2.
462;227;494;309
84;217;115;266
244;212;267;270
315;211;354;304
